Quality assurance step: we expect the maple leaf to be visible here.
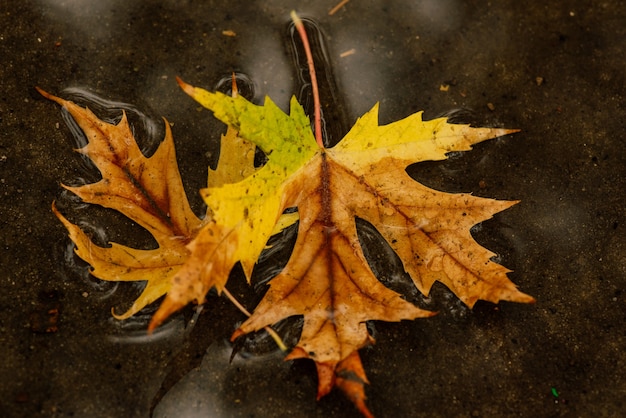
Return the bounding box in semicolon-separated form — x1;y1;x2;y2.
37;87;205;319
172;81;534;417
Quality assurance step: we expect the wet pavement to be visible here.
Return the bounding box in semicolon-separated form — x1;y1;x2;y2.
2;1;626;417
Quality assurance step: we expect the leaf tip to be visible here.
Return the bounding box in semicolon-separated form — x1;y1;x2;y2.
514;291;536;305
35;86;50;98
501;199;521;211
148;297;183;332
425;309;439;318
147;317;162;334
230;328;245;342
35;87;64;106
111;306;133;321
284;346;308;361
176;76;195;97
497;127;521;137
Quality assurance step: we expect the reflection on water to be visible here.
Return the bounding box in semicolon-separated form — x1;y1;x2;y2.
106;311;185;344
152;342;236;418
37;0;132;39
58;87;164;156
153;340;294;418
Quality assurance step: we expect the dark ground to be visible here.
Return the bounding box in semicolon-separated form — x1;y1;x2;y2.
2;1;626;417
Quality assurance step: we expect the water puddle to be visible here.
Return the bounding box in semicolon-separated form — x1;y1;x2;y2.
46;9;523;417
56;87;165;158
153;340;302;418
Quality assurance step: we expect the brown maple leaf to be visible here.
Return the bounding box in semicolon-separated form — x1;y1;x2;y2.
177;83;534;417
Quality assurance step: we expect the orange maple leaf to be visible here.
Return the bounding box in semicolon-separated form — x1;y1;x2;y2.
37;87;205;319
178;82;534;416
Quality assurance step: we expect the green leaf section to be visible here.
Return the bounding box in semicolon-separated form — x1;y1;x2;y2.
189;88;319;277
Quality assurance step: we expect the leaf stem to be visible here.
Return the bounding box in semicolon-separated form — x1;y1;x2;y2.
291;10;323;148
222;287;287;352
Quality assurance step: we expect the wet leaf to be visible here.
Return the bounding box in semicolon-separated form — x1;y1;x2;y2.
41;78;534;417
38;87;250;319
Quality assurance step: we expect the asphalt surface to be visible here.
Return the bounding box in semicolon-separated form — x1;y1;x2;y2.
2;1;625;417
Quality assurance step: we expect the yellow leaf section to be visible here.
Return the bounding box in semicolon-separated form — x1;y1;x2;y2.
201;159;304;278
208;121;299;238
208;118;300;238
52;203;187;318
331;103;520;170
179;79;316;278
270;211;300;237
208;126;256;188
38;88;202;319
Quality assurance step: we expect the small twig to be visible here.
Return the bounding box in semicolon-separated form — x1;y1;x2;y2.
222;287;287;352
340;48;357;58
329;0;350;16
291;10;323;148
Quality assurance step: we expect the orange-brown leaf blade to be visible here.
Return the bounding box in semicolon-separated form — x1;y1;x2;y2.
149;221;239;331
40;88;202;318
345;159;534;306
38;88;202;242
233;153;434;413
229;106;531;416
